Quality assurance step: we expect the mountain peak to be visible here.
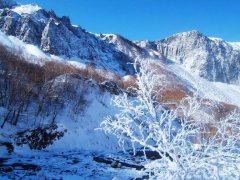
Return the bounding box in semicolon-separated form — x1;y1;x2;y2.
11;4;42;15
187;30;202;35
172;30;204;39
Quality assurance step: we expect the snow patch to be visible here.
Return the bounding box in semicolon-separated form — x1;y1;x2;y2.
24;44;49;59
12;4;42;15
209;37;224;42
228;42;240;50
0;31;50;65
122;75;135;81
67;61;87;69
0;31;14;48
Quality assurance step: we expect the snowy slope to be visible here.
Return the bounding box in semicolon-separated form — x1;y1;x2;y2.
98;34;150;59
0;74;123;153
0;31;50;65
98;33;165;63
0;2;239;179
228;42;240;50
49;81;121;152
165;61;240;107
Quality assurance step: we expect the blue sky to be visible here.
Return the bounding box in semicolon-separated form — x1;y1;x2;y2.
17;0;240;41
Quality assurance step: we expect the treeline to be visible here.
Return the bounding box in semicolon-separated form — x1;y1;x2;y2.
0;46;88;127
0;44;140;128
0;44;236;128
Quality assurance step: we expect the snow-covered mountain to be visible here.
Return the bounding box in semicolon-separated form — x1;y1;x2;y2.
97;33;162;60
1;1;240;84
0;2;134;75
136;30;240;84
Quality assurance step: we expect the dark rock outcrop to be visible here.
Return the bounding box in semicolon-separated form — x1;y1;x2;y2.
100;81;122;95
0;141;14;153
14;124;66;150
93;156;144;170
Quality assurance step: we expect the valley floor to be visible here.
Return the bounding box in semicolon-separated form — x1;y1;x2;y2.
0;150;145;180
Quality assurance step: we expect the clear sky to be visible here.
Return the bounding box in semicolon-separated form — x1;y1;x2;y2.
17;0;240;41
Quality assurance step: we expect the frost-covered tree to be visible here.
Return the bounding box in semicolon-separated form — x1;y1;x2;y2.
99;58;240;179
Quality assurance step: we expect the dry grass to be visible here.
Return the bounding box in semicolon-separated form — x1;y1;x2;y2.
0;43;238;123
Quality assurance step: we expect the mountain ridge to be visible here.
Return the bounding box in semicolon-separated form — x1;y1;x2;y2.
0;2;134;75
1;1;240;84
136;30;240;84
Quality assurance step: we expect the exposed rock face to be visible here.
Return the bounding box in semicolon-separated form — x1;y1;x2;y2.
100;81;122;95
98;34;151;59
136;31;240;84
0;3;133;75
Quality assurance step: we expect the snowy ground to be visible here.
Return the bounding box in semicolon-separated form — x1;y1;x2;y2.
0;86;145;179
0;149;145;180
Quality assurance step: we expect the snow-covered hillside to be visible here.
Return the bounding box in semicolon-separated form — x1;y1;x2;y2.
165;61;240;107
2;2;240;83
0;31;50;65
0;74;121;152
47;75;121;152
229;42;240;50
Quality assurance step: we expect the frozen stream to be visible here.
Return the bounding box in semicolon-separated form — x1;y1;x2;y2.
0;150;145;179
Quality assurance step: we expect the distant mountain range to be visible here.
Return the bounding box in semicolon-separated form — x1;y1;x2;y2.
1;1;240;84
